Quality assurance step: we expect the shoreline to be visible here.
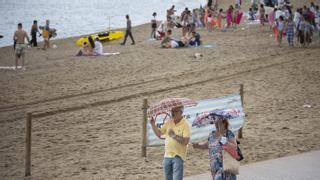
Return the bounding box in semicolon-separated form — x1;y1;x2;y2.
0;22;151;49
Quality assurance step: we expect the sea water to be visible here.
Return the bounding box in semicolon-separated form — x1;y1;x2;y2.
0;0;206;47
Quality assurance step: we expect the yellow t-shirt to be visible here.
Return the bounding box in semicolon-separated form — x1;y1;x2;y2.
160;118;190;161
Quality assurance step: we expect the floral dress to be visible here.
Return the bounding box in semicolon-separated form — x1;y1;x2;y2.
208;130;237;180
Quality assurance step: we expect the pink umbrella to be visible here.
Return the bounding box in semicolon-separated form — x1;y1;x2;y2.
147;97;198;119
192;108;243;127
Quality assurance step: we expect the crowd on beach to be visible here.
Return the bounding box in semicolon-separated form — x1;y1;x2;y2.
8;0;320;70
154;0;320;49
255;0;320;47
155;3;245;49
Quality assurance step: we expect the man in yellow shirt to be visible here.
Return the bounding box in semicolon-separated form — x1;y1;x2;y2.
150;106;190;180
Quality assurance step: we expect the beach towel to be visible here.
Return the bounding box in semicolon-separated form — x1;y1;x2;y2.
191;44;217;48
0;66;24;70
201;44;217;48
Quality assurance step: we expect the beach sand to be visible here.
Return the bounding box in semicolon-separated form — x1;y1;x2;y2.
1;0;320;179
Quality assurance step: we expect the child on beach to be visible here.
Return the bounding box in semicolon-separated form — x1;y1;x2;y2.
226;5;234;28
41;20;51;50
276;16;285;46
151;12;157;39
216;9;224;30
233;4;239;28
234;5;243;27
41;27;49;50
260;4;266;26
207;13;214;32
248;8;256;21
285;17;295;47
269;8;276;30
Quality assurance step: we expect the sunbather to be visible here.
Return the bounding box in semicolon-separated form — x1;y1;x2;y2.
162;36;190;48
94;38;119;56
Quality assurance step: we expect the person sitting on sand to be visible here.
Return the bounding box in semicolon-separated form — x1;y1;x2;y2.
94;37;119;56
161;29;173;46
76;36;95;56
189;31;201;46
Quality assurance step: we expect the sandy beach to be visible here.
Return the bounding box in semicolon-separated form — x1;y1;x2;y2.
1;0;320;179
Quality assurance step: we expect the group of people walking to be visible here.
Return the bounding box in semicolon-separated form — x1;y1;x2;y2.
265;2;320;47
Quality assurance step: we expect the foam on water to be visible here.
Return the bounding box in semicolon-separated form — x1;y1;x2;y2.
0;0;206;47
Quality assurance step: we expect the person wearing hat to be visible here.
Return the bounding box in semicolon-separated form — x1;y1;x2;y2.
150;106;190;180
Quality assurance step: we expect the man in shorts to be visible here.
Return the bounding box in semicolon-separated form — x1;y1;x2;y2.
13;23;30;70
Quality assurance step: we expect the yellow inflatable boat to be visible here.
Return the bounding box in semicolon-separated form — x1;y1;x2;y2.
76;31;124;46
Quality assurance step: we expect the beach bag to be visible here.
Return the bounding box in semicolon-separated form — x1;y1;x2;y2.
223;149;240;175
225;131;244;161
222;144;239;160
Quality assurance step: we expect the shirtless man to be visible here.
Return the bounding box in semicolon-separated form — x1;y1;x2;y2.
13;23;30;70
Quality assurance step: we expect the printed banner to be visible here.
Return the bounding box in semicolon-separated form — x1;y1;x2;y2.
147;93;245;146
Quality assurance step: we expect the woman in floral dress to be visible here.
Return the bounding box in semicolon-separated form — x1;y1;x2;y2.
193;119;238;180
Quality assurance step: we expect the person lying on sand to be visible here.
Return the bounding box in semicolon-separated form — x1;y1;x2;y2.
162;36;191;48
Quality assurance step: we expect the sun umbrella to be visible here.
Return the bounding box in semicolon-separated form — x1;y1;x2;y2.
147;97;198;119
192;108;243;127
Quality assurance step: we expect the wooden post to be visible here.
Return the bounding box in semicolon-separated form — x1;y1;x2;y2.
141;98;148;157
25;113;32;176
238;84;244;139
